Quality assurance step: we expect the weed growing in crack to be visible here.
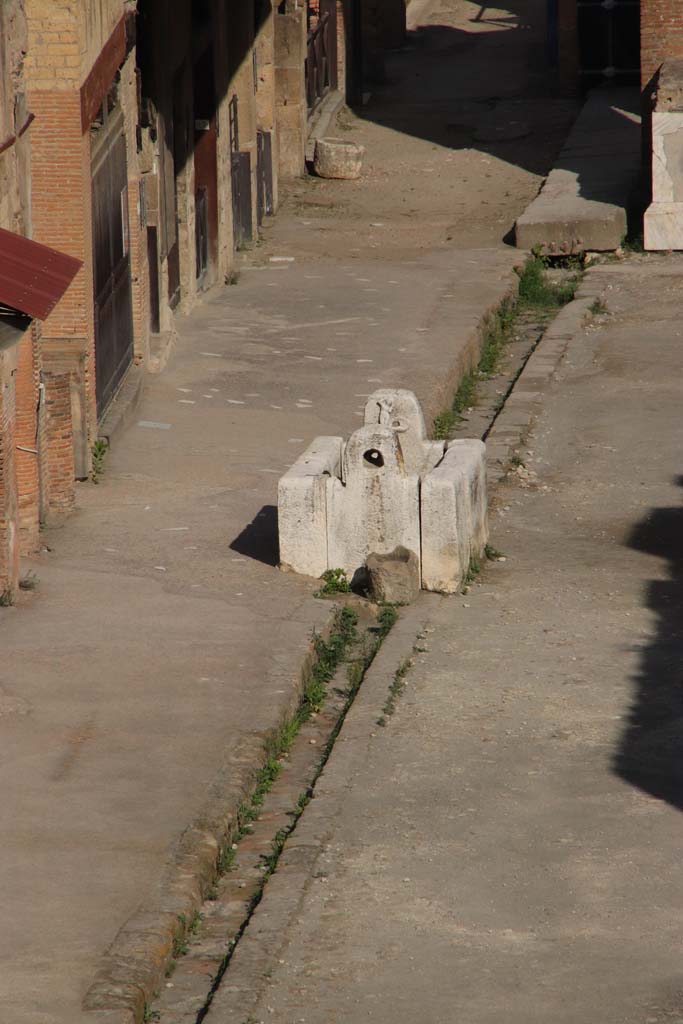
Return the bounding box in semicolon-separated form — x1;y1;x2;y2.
517;253;578;310
91;438;108;484
260;828;289;875
484;544;504;561
433;254;581;440
172;930;189;959
19;570;39;591
462;556;481;588
589;297;608;315
307;606;358;711
0;587;14;607
376;603;398;639
314;567;351;597
377;656;414;726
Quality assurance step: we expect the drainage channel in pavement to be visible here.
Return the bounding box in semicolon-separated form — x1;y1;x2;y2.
148;602;393;1024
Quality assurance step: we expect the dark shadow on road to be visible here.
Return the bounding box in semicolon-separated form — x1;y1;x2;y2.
615;481;683;810
230;505;279;567
353;4;639;232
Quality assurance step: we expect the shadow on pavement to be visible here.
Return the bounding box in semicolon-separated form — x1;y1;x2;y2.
230;505;280;567
356;5;638;216
355;0;577;176
615;480;683;810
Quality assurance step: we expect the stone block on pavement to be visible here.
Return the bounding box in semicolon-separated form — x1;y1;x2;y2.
278;436;343;578
278;390;487;593
313;137;365;179
421;439;489;593
645;71;683;250
367;546;421;604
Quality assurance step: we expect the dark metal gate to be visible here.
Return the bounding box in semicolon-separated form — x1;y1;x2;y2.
90;92;134;416
577;0;639;89
229;95;253;249
306;0;338;112
257;130;274;227
195;186;209;280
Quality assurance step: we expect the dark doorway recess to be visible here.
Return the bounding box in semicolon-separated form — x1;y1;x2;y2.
577;0;639;90
193;50;219;285
257;129;274;226
90;88;134;416
306;0;338;112
229;94;253;250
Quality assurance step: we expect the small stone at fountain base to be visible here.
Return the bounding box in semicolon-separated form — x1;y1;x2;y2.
366;546;421;605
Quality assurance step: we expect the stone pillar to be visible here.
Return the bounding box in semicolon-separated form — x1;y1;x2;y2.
0;348;20;596
41;342;87;513
644;60;683;249
274;1;308;179
15;331;41;554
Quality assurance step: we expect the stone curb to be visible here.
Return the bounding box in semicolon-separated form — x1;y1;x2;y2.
422;261;522;432
485;267;608;489
305;89;345;163
82;604;339;1021
202;598;440;1022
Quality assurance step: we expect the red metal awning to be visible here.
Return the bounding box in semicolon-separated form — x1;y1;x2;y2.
0;226;82;321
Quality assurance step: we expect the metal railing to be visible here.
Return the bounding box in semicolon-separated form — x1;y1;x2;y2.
306;7;336;112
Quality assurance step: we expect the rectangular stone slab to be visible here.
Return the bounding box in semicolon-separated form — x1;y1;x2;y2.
278;436;343;578
421;439;488;593
514;88;640;254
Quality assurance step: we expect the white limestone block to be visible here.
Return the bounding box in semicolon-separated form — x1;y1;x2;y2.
644;202;683;250
651;112;683;204
645;112;683;251
363;388;445;476
326;425;420;581
278;436;343;577
421;439;488;593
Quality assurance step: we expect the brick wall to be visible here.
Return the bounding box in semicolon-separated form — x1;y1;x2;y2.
25;0;148;502
642;0;683;89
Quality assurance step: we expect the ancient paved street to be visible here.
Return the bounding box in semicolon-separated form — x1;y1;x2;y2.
207;259;683;1023
0;1;571;1020
2;0;671;1021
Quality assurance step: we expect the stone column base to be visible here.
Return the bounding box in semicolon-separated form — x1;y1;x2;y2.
644;202;683;250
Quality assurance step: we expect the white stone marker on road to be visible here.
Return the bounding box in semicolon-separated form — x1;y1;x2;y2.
326;424;421;584
421;439;488;593
278;436;343;578
278;390;488;593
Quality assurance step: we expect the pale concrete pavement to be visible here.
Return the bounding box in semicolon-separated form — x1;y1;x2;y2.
216;257;683;1024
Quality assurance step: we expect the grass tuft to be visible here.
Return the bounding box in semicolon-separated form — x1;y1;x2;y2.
433;254;581;440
